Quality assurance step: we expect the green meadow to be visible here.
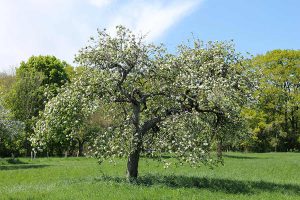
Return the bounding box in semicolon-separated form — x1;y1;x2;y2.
0;152;299;200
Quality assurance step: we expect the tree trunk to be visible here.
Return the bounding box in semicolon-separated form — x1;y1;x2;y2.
77;140;84;157
127;147;141;181
127;103;142;181
25;139;31;157
217;140;222;158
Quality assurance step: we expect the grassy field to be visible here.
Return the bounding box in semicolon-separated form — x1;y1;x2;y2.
0;152;299;200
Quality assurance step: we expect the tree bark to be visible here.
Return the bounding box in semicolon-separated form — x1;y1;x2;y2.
127;103;142;181
78;140;84;157
127;146;141;181
217;140;222;158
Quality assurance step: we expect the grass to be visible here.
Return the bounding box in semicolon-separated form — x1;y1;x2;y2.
0;152;299;199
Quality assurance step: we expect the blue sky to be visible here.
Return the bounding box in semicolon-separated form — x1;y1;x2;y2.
0;0;299;72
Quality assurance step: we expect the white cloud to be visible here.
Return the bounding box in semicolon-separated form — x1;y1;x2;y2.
88;0;114;8
0;0;202;72
107;0;201;41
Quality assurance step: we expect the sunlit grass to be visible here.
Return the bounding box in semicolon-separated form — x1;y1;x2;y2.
0;152;299;199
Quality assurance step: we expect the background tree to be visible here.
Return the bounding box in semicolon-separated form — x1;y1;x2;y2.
243;50;300;152
0;99;24;157
35;26;252;181
6;55;70;156
32;69;103;157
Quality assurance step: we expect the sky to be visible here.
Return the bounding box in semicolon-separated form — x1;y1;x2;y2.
0;0;299;73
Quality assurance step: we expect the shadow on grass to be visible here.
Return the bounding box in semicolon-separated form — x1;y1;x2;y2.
99;174;300;195
6;158;28;164
223;155;260;159
0;164;51;170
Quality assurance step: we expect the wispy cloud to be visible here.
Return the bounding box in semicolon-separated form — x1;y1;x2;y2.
106;0;201;40
0;0;202;72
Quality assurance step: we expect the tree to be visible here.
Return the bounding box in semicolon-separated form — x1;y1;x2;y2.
6;55;70;155
0;100;24;157
244;50;300;152
32;69;102;156
35;26;251;180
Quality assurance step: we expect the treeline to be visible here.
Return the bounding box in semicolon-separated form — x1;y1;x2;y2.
241;50;300;152
0;50;299;158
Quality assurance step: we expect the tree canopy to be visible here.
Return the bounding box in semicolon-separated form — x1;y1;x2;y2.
9;55;70;119
243;50;300;152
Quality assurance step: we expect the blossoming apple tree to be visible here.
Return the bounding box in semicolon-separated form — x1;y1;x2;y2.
34;26;251;180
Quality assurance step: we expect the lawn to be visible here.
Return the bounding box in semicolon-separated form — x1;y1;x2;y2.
0;152;299;200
